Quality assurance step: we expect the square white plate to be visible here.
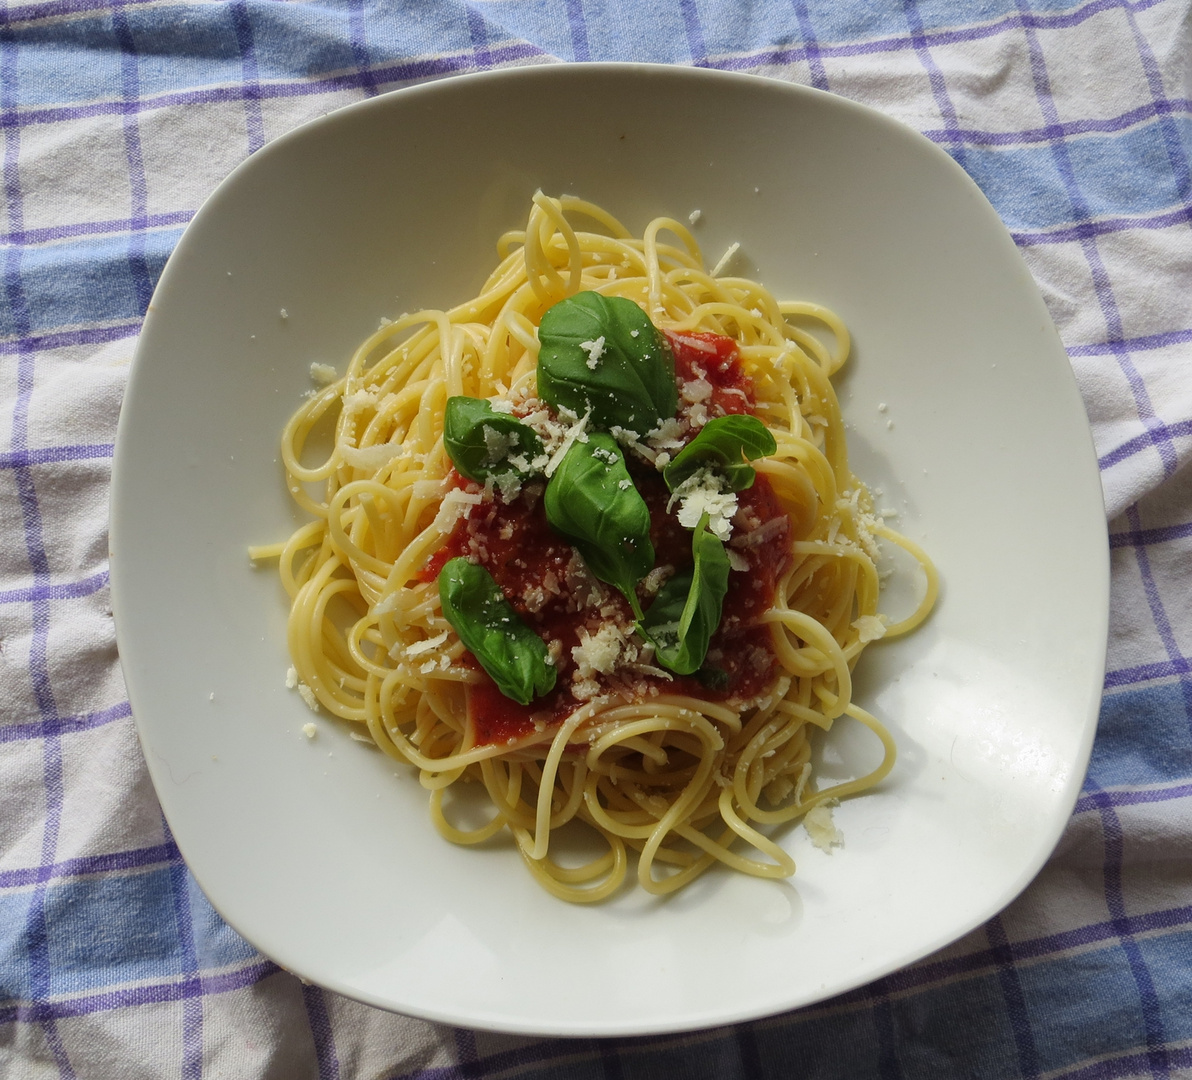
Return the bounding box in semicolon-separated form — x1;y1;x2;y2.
110;64;1108;1036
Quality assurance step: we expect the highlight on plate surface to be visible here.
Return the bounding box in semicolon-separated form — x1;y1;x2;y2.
250;193;938;902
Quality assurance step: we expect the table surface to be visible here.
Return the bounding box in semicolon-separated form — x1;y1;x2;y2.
2;2;1190;1078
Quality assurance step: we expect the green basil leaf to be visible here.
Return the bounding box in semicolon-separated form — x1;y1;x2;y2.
438;557;556;705
696;665;730;691
543;432;654;616
537;291;677;437
663;414;777;493
641;515;730;676
443;397;545;483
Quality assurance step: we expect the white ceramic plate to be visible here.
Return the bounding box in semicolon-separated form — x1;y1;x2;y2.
110;64;1108;1036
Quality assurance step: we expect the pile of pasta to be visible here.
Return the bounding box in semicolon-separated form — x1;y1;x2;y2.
253;193;937;902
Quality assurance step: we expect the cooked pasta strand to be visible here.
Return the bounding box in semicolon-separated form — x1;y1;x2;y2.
262;194;936;901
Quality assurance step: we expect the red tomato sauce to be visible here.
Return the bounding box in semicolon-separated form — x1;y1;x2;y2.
421;331;791;745
665;330;756;417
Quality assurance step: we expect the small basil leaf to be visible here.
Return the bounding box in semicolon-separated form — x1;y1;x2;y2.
537;292;677;437
696;665;730;691
663;414;777;493
543;432;654;615
438;557;556;706
641;515;730;676
443;397;545;483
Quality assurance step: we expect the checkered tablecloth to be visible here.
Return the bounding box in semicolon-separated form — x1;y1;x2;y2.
2;2;1190;1077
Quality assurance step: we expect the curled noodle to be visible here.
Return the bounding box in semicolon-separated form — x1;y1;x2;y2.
255;193;938;902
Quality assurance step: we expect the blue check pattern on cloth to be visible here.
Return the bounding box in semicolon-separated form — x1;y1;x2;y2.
1;1;1189;1076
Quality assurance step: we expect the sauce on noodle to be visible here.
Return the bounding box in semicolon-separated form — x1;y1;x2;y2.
422;330;791;745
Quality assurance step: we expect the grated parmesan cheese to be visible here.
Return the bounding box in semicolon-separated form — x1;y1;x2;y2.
480;424;519;468
297;683;319;713
302;722;317;739
804;803;843;852
541;409;591;478
668;467;738;541
431;487;484;532
309;362;338;385
405;629;449;657
670;333;718;355
641;564;674;597
578;336;606;368
645;417;686;451
710;241;740;277
571;623;634;679
493;471;522;503
851;615;888;642
342;388;379;417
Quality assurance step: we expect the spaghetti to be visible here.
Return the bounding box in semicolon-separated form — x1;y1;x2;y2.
253;194;937;902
